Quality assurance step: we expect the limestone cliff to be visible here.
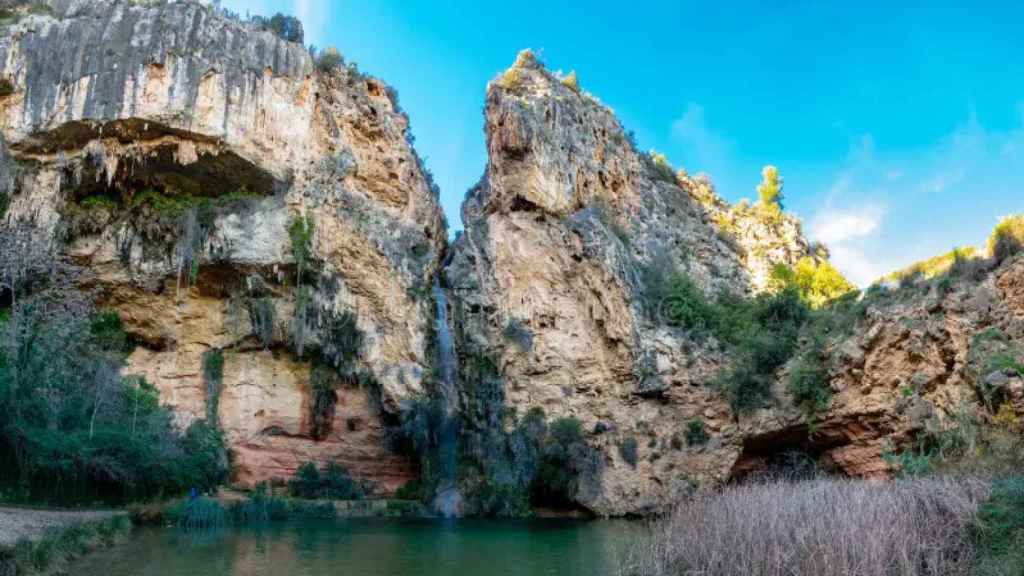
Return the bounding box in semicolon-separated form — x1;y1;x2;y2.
445;52;1024;516
445;52;818;516
0;0;446;493
3;2;1020;518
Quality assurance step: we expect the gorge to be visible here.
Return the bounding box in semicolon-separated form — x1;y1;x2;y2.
0;0;1022;529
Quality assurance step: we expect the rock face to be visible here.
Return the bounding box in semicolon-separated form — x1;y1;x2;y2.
3;4;1021;516
445;52;817;516
445;52;1024;516
0;0;446;493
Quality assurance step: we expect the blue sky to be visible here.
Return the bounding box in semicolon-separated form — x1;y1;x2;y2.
224;0;1024;285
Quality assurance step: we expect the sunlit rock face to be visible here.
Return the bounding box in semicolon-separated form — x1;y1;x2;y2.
0;0;445;492
446;53;818;516
446;52;1024;517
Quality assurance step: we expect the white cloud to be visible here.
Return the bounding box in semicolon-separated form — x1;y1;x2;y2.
809;204;887;286
809;205;884;245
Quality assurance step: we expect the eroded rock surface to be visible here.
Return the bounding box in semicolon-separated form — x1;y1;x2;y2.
446;53;817;516
0;0;444;492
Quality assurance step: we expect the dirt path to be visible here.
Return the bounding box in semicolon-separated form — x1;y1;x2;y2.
0;507;125;546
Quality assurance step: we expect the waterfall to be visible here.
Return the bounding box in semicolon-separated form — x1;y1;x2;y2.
431;278;463;517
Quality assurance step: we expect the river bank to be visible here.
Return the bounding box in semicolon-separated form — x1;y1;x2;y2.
0;508;131;576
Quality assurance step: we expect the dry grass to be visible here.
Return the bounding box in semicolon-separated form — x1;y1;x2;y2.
620;476;991;576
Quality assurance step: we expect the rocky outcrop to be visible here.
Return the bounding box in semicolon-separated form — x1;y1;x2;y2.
3;3;1020;516
445;52;1024;517
0;0;445;493
445;52;817;516
736;256;1024;480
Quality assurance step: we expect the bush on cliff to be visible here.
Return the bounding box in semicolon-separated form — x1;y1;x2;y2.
988;214;1024;264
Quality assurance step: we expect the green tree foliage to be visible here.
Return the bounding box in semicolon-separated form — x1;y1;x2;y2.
288;461;369;500
786;342;832;422
712;287;809;413
757;165;784;211
315;47;343;74
771;257;856;309
988;214;1024;264
0;229;227;503
252;12;304;44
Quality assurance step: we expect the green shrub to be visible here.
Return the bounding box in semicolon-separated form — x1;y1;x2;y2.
0;294;227;504
171;496;227;531
712;287;808;413
619;437;639;468
685;419;710;446
202;348;224;424
648;151;678;185
0;77;13;97
988;214;1024;263
288;213;315;284
659;273;718;331
560;70;580;93
973;477;1024;575
770;257;856;309
532;417;585;507
288;461;368;500
786;343;832;422
881;246;980;285
253;12;304;44
233;483;289;524
89;310;132;355
471;480;531;518
394;479;426;501
316;47;343;74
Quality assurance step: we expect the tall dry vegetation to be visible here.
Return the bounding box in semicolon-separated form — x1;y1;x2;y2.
620;476;991;576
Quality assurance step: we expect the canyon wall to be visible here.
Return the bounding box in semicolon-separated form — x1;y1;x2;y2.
445;52;1024;515
0;0;446;493
2;2;1021;516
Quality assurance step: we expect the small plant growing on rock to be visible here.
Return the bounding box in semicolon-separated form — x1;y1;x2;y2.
648;151;678;185
288;213;315;285
560;70;580;93
786;343;832;423
988;214;1024;264
685;419;710;446
619;437;639;468
315;47;343;74
202;348;225;425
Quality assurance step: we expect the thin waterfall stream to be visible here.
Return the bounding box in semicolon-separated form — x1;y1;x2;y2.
431;277;463;517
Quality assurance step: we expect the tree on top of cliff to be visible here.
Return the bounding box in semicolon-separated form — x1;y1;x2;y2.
757;165;785;212
989;214;1024;264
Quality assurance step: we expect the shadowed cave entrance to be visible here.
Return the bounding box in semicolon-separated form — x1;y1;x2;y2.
729;425;845;482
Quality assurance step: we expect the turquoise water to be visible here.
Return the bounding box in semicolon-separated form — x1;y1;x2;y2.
71;519;640;576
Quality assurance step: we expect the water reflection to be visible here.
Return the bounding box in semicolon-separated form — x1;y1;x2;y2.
71;519;640;576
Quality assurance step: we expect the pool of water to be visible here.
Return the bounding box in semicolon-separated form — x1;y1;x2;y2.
71;518;641;576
